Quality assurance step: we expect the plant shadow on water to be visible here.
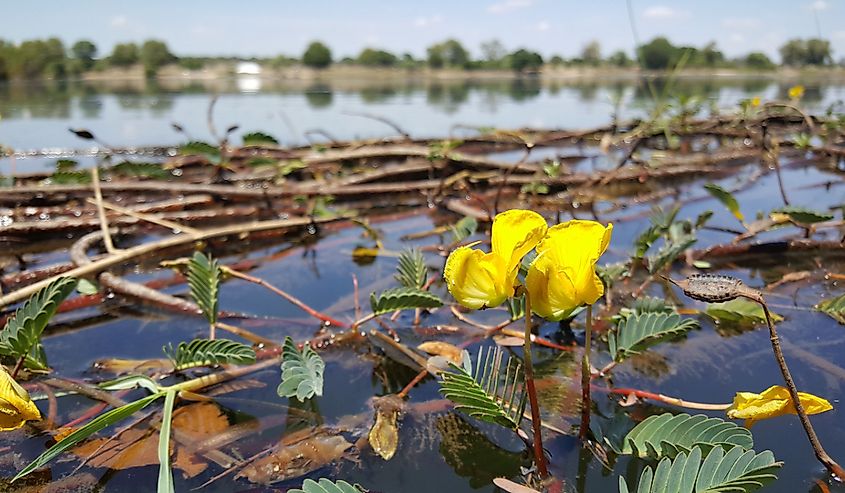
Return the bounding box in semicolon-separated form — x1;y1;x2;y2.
2;79;845;492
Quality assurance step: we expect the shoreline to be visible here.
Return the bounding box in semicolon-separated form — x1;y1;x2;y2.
9;64;845;85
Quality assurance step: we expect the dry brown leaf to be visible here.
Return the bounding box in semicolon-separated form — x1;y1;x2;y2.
417;341;463;364
368;395;404;461
236;429;353;484
71;402;229;478
492;477;542;493
493;335;525;347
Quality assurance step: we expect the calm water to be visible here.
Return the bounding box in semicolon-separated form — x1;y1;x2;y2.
2;77;845;492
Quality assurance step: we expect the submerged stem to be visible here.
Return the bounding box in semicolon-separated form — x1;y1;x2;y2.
522;292;548;478
750;294;845;479
579;304;592;441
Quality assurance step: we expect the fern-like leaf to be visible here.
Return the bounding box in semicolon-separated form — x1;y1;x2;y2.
277;336;324;401
242;131;279;146
609;312;698;362
619;445;781;493
163;338;256;370
818;293;845;324
289;478;362;493
0;277;77;366
370;287;442;315
438;346;527;430
622;412;753;459
187;252;221;325
395;249;427;289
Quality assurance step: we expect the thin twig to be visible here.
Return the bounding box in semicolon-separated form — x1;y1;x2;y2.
91;167;117;254
223;267;349;328
745;291;845;479
85;198;202;235
579;304;592;441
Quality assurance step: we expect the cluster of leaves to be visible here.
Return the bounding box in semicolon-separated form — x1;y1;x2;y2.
370;249;443;315
633;206;707;273
0;277;77;370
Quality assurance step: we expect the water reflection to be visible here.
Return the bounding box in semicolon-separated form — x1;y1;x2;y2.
0;76;842;153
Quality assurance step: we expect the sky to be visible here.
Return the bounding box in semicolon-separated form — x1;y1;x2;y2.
3;1;845;62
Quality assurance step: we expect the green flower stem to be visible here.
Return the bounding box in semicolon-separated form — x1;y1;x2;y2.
579;304;593;441
522;291;548;478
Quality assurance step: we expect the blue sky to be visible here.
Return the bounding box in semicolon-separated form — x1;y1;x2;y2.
4;1;844;61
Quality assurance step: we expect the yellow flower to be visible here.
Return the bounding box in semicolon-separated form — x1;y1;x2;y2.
0;366;41;431
444;209;547;309
727;385;832;427
525;220;613;321
788;84;805;100
750;96;761;108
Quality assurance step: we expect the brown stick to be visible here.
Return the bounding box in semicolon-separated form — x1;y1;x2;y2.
748;292;845;479
579;304;592;441
91;167;117;254
0;215;344;309
223;268;349;329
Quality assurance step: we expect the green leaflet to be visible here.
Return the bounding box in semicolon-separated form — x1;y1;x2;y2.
771;206;834;224
450;216;478;243
619;445;781;493
163;338;256;370
370;287;443;315
289;478;363;493
157;389;177;493
14;393;163;482
704;183;745;223
277;336;324;402
0;277;77;368
241;131;279;146
705;298;783;326
622;412;753;459
818;292;845;324
609;312;698;362
395;249;427;289
438;346;527;430
187;252;221;326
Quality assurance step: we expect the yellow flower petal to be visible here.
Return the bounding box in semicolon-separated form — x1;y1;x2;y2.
526;220;613;320
491;209;548;278
0;366;41;431
788;84;805;100
727;385;832;427
443;210;547;310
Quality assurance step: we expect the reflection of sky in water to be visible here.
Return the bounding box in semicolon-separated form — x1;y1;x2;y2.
1;78;844;155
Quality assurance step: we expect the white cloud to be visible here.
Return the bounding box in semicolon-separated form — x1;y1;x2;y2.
536;20;550;32
833;30;845;40
729;33;746;44
413;15;443;27
721;17;762;30
110;15;128;28
642;5;687;20
811;0;829;10
488;0;533;15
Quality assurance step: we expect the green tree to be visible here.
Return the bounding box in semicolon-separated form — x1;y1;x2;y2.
140;39;176;76
426;39;470;69
581;40;602;66
356;48;397;67
806;38;832;65
110;42;139;67
745;52;775;70
480;39;506;68
639;37;678;70
549;55;565;66
71;40;97;70
700;42;724;67
302;41;332;69
607;50;631;67
508;48;543;72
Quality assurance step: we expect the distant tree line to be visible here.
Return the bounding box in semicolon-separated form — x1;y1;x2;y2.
0;35;838;81
0;38;177;80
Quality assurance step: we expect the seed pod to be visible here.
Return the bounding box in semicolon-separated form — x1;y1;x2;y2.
671;273;744;303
